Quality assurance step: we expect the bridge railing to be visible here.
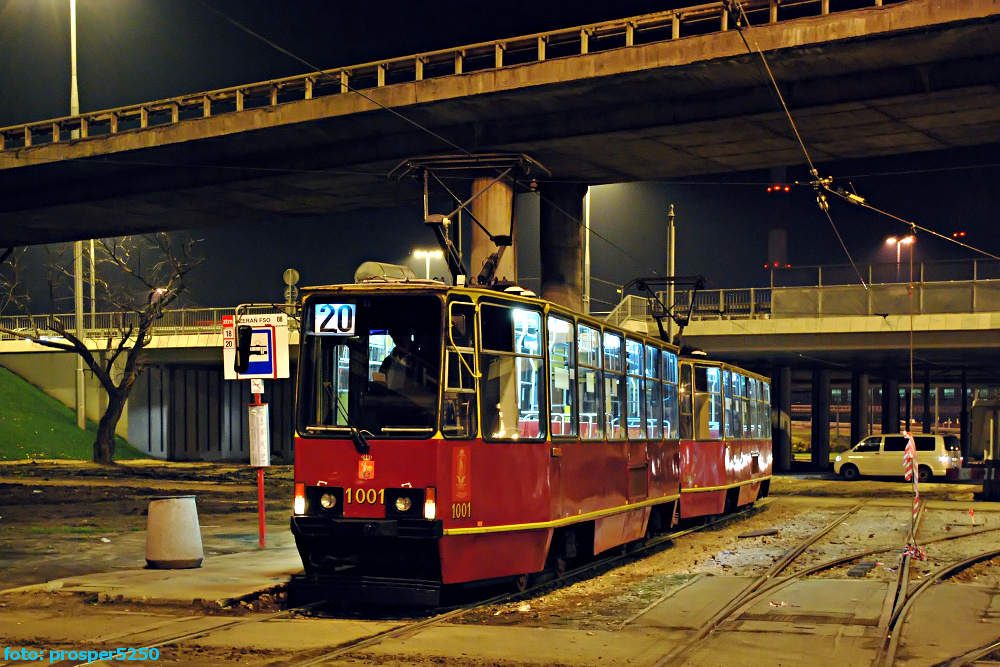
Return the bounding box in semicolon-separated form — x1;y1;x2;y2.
0;0;902;151
607;274;1000;326
0;306;293;341
771;259;1000;287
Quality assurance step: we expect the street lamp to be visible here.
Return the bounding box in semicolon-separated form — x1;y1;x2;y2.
69;0;86;429
886;235;914;282
414;249;443;280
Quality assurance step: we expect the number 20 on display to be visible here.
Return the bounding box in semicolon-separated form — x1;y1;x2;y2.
313;303;355;336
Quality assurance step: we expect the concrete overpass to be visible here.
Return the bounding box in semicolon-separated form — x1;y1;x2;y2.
2;0;1000;246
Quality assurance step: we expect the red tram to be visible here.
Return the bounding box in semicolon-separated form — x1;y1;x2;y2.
289;275;772;605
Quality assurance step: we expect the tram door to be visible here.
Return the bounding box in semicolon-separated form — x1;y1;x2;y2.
547;315;577;519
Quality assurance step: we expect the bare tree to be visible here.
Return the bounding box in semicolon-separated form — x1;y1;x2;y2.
0;234;204;464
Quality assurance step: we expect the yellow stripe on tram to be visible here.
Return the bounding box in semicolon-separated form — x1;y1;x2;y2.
442;494;681;536
680;475;772;494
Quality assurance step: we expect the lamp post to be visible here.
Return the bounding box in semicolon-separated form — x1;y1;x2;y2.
69;0;87;429
414;249;443;280
886;235;914;282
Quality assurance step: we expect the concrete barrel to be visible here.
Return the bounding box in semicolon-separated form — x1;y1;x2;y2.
145;496;204;569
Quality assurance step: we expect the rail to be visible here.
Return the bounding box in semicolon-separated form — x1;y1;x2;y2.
0;0;902;151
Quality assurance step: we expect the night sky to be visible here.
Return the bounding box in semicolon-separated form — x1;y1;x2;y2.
2;1;998;310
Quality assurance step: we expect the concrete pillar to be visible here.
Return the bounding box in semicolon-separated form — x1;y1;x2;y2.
539;183;587;311
882;374;899;434
961;369;970;460
811;369;831;470
922;369;932;433
851;372;869;445
772;366;792;472
470;177;516;283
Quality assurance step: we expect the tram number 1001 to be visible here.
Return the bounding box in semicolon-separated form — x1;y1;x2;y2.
451;502;472;519
345;488;384;505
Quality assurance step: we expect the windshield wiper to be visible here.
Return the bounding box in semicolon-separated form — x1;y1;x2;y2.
323;382;371;454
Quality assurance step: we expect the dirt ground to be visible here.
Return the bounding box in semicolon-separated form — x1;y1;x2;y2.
0;460;294;589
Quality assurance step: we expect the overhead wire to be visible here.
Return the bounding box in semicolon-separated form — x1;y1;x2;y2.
726;0;868;290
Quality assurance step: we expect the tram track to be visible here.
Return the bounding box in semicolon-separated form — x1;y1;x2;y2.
18;502;767;667
278;501;771;667
654;500;869;666
13;499;998;667
644;500;1000;667
880;547;1000;667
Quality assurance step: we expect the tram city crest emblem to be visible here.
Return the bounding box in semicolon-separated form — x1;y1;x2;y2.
358;455;375;480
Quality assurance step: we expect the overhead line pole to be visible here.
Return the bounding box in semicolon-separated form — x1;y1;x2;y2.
71;0;86;430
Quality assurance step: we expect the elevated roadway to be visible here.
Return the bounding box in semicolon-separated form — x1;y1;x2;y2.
2;0;1000;245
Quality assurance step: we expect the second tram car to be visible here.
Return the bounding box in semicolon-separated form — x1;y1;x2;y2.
288;274;771;604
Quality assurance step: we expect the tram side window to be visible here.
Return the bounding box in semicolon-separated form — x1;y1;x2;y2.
762;382;772;438
723;369;735;438
480;304;545;441
625;338;646;439
694;366;723;440
645;345;661;439
442;301;478;439
548;316;577;437
662;351;680;439
679;363;694;440
737;374;749;439
604;331;625;439
577;324;603;440
748;378;760;439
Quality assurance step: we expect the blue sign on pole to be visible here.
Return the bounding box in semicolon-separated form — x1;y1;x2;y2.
245;327;275;377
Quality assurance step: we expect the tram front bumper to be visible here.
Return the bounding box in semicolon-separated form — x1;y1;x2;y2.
291;515;443;539
290;516;444;583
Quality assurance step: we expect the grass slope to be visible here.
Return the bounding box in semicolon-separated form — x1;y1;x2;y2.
0;365;148;461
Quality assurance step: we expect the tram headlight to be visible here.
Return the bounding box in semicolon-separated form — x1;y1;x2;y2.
394;496;412;512
320;493;337;510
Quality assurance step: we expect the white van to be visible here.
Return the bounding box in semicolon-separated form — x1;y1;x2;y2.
834;434;962;482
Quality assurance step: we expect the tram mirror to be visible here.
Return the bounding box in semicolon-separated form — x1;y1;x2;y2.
235;325;253;373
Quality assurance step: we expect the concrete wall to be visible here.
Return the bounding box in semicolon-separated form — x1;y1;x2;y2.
129;365;296;462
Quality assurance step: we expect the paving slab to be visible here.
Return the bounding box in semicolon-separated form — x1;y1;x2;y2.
193;617;398;652
629;575;754;630
6;546;302;606
737;578;887;627
354;625;668;667
895;583;1000;666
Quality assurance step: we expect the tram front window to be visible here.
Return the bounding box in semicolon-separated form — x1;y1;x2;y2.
299;295;441;437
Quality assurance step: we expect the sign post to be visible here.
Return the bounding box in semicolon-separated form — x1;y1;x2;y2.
249;378;269;549
222;313;289;550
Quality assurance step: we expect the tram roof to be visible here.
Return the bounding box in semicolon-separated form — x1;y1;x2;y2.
299;280;688;354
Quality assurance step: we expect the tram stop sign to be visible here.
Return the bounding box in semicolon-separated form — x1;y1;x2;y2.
222;314;290;380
